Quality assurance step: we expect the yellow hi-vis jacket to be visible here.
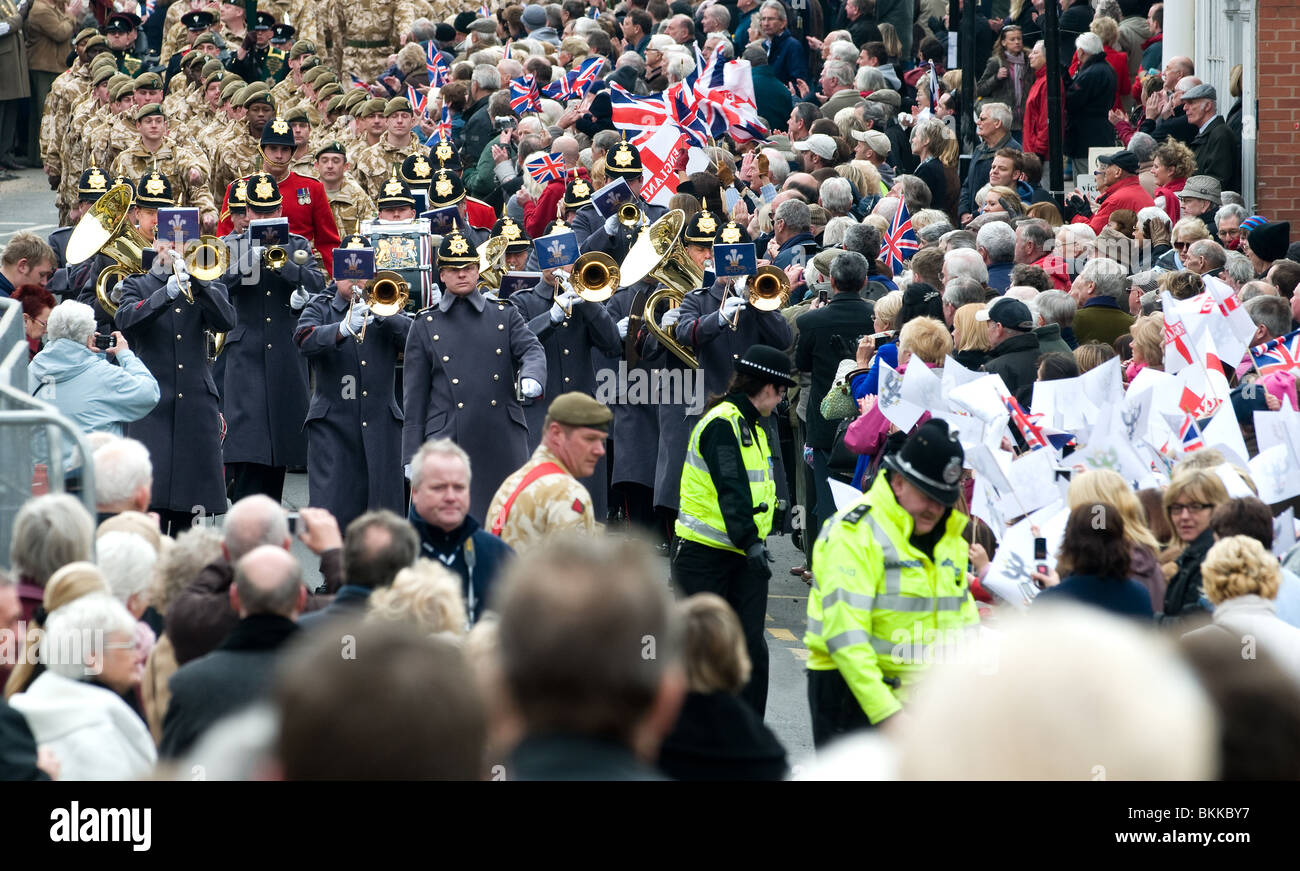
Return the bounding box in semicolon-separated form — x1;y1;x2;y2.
675;399;776;554
805;472;979;723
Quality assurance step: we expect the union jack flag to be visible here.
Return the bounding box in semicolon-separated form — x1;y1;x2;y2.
1004;395;1049;451
525;152;566;185
349;74;369;91
478;3;491;17
570;56;606;95
882;199;919;275
508;75;541;115
143;0;156;21
503;42;512;60
666;83;712;148
434;107;452;143
1177;414;1204;451
407;85;427;118
1251;329;1300;377
426;47;449;88
610;83;670;138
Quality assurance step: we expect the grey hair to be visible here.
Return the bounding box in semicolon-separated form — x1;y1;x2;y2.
774;198;811;233
1136;206;1171;228
1224;252;1254;287
92;437;152;507
823;59;855;88
41;592;137;681
1188;239;1226;270
823;216;859;247
940;228;978;251
859;98;887;124
819;177;854;214
46;299;97;344
979;101;1012;131
1215;203;1248;225
760;0;787;22
759;148;789;185
893;175;932;213
704;5;731;29
943;277;985;308
945;247;989;283
224;494;290;561
829;41;859;65
917;221;953;245
976;221;1017;263
1245;295;1293;341
706;36;735;59
1075;32;1104;56
411;437;472;489
10;494;95;586
1036;289;1077;327
616;51;645;73
665;50;696;83
471;64;501;91
96;530;156;605
843;222;881;259
410;18;437;42
854;65;886;93
830;250;870;293
1079;257;1127;300
1127;131;1157;163
1016;218;1055;253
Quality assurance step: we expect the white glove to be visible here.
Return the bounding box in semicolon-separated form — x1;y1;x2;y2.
290;287;311;310
660;307;682;329
0;23;10;37
603;214;620;236
718;295;747;327
165;273;183;300
427;285;442;308
404;463;412;480
520;377;543;399
549;289;581;323
617;316;629;339
339;301;371;337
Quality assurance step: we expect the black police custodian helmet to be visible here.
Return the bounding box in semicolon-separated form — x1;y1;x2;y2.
227;177;249;213
562;176;593;211
717;220;752;244
735;344;797;389
605;138;643;178
684;209;722;246
260;116;296;148
438;229;478;267
376;173;416;210
492;216;531;254
882;418;965;507
401;151;435;188
340;233;370;249
135;170;175;209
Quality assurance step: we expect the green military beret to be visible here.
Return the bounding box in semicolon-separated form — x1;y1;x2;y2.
110;79;137;101
546;393;613;431
315;140;347;160
315;82;341;101
135;102;165;121
74;27;100;44
384;96;413;116
284;106;311;123
325;94;346;114
133;71;163;90
192;32;220;49
201;58;225;78
342;89;368;111
357;97;387;117
220;78;246;101
245;90;275;109
289;39;317;59
82;34;110;52
92;65;117;86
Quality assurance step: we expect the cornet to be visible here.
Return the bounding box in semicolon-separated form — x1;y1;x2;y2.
352;270;409;343
721;265;791;330
555;252;619;318
264;245;288;271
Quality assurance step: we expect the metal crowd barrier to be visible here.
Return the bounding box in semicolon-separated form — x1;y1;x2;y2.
0;297;96;563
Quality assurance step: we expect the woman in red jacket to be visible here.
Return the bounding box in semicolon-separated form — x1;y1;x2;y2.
1151;139;1196;225
1021;40;1064;169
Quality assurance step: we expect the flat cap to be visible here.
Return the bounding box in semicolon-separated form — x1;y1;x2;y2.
547;392;613;430
1182;83;1217;102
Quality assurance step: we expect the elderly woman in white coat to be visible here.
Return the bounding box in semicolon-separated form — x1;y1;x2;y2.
9;592;156;780
1185;536;1300;687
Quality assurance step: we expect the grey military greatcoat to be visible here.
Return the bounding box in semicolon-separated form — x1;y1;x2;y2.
295;288;413;531
219;232;326;468
115;267;237;514
600;284;659;491
512;276;623;520
402;288;547;523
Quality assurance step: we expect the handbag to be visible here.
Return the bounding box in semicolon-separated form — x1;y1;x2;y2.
819;358;860;421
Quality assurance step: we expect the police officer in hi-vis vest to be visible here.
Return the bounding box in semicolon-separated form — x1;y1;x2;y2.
670;344;794;718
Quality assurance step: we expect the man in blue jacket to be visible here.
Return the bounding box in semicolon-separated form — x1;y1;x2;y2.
759;1;808;89
406;438;513;626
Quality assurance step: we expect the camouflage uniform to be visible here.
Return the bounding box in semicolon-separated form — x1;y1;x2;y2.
93;115;139;173
211;125;264;208
158;2;194;61
111;137;218;221
60;99;111;215
342;0;416;81
314;0;347;72
485;443;601;553
269;75;297;107
354;132;422;200
289;150;317;178
324;175;375;237
42;63;92;219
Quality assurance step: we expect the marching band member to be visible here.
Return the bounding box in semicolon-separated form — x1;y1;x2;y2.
115;227;236;534
402;228;546;523
218;171;325;502
295;235;413;531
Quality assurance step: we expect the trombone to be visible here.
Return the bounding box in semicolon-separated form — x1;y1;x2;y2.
720;265;791;330
556;251;619;317
351;270;410;343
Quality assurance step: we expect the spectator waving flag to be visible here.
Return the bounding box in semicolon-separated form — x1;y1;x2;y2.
407;85;427;117
478;2;491;17
1251;329;1300;377
570;56;606;96
526;152;567;185
610;83;670;139
349;74;370;91
543;76;572;101
509;75;542;115
434;106;452;143
882;198;919;275
426;46;449;88
666;83;713;148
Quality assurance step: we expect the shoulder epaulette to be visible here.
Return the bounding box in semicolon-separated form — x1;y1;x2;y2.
841;504;871;525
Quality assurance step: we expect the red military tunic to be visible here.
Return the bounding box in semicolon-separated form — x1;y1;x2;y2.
217;171;342;276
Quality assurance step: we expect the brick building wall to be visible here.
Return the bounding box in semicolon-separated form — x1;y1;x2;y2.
1254;0;1300;227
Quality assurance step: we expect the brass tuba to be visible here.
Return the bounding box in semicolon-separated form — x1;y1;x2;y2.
557;251;619;317
353;270;409;342
65;184;151;318
620;209;702;369
477;236;509;292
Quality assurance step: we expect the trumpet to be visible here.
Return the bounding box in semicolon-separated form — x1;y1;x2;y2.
556;252;619;317
618;201;642;228
175;235;229;304
721;265;791;330
352;270;410;342
264;245;288;271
